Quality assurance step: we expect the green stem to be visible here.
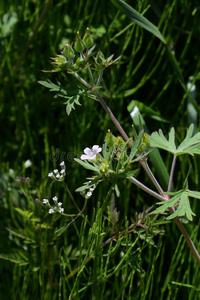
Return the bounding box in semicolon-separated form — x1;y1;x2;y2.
73;72;92;89
170;211;200;266
96;71;103;86
168;156;177;193
63;182;80;212
128;176;166;202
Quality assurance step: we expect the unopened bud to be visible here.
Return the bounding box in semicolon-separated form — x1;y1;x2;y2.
138;132;150;153
105;130;116;147
83;28;94;49
62;43;74;60
74;31;86;53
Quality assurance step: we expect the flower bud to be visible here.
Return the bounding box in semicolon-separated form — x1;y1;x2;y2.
83;27;94;49
105;130;116;147
114;137;125;148
74;31;86;53
138;132;150;153
99;162;110;174
62;43;75;60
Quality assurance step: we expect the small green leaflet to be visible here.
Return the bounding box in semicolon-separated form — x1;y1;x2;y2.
63;94;81;116
153;188;200;221
38;79;84;116
150;124;200;156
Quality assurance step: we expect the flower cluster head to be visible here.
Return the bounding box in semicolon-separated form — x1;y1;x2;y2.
16;176;30;186
81;145;102;161
48;161;66;181
86;185;95;198
43;196;64;214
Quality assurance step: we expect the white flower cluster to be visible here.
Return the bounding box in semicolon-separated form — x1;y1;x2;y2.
48;161;66;181
86;185;95;198
43;196;64;214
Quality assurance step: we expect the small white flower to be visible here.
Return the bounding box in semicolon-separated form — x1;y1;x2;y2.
54;169;59;174
58;202;62;207
49;208;55;214
56;174;60;179
52;196;58;202
48;172;54;178
90;187;95;191
81;145;102;161
60;161;65;167
24;159;32;168
60;169;65;174
59;207;64;213
86;191;92;197
43;198;49;204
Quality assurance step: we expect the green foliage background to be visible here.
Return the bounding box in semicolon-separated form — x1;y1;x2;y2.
0;0;200;299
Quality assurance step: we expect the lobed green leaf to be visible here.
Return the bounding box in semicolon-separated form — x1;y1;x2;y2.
150;124;200;156
153;188;198;221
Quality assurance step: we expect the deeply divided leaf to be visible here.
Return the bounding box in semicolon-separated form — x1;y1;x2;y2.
153;188;198;221
150;124;200;156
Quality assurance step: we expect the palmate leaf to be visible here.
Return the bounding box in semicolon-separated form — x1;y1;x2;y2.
153;188;200;221
150;124;200;156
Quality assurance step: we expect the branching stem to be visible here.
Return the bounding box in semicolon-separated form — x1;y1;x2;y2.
72;69;200;266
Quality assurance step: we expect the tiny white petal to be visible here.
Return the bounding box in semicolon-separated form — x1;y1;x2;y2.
56;174;60;178
59;208;64;213
60;169;65;174
24;159;32;168
53;196;58;202
58;202;62;207
49;208;55;214
86;191;92;197
81;154;89;160
43;198;49;204
48;172;53;178
54;169;59;174
60;161;65;167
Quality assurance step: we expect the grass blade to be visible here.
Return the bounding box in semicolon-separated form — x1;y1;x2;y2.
111;0;166;43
